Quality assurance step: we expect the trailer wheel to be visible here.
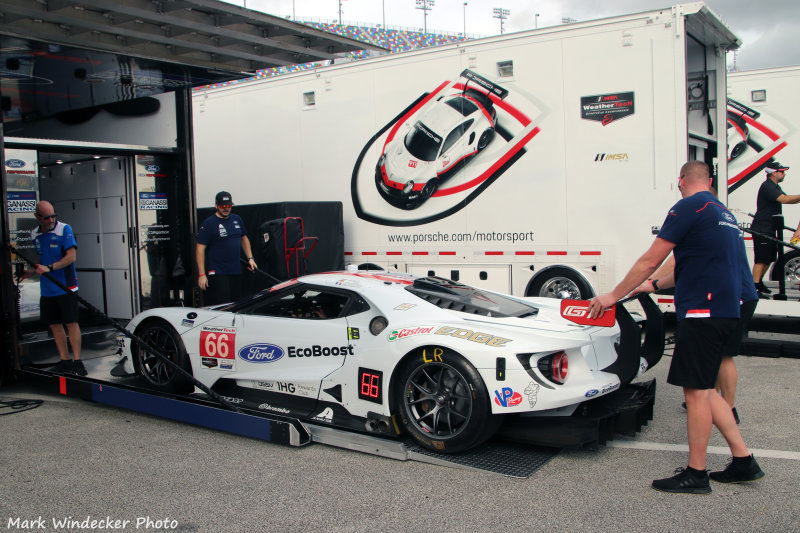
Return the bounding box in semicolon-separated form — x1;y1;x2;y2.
478;128;494;151
134;320;193;394
528;268;593;299
770;250;800;283
394;349;501;453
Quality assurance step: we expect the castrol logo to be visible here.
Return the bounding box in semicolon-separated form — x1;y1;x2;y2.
387;326;435;341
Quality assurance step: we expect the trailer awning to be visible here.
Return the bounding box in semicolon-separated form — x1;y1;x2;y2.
0;0;383;122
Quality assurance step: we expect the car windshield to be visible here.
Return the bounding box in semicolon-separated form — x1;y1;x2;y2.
404;121;442;161
444;96;479;117
406;277;538;318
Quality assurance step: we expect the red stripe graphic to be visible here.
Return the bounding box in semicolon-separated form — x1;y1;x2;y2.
727;108;787;188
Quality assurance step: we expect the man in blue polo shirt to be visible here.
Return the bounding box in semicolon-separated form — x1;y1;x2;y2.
587;161;763;494
27;200;85;375
196;191;257;305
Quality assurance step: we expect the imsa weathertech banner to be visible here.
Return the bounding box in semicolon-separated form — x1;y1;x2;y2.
581;92;635;125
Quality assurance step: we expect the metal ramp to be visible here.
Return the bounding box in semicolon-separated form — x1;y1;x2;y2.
303;423;559;478
14;359;559;477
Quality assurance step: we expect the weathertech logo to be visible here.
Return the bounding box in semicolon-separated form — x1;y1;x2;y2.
595;153;629;161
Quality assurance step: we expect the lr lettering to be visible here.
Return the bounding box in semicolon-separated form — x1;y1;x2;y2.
423;347;443;363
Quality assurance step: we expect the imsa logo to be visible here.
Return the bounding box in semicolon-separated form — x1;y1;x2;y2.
595;153;629;162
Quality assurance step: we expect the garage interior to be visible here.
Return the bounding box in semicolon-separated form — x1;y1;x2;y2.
1;0;382;368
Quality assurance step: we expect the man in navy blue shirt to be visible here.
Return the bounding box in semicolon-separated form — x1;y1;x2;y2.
196;191;257;305
588;161;763;494
750;162;799;295
25;200;85;375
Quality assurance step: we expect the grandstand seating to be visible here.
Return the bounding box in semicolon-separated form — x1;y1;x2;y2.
196;21;472;90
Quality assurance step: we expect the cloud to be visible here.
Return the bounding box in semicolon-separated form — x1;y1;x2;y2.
734;21;800;71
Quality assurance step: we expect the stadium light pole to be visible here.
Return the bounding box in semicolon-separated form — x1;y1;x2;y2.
463;2;468;36
492;7;510;35
338;0;347;25
415;0;435;34
535;13;540;29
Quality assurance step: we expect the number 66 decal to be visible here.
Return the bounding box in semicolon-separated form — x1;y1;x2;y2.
200;327;237;359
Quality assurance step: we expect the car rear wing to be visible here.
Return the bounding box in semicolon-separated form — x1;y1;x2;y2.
460;69;509;100
604;294;665;385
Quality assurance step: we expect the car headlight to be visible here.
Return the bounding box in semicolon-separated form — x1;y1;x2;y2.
402;180;414;194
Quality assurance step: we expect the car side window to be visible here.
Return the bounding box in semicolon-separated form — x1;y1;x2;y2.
243;288;351;320
441;119;473;154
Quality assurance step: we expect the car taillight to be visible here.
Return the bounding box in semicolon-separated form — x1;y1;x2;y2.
536;351;568;385
552;351;568;384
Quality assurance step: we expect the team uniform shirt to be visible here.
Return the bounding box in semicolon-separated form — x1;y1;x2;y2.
751;179;784;233
658;190;745;320
31;221;79;297
739;245;759;304
197;213;247;275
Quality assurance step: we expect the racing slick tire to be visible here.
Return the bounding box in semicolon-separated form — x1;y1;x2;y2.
420;179;438;201
527;267;593;300
478;128;494;151
770;250;800;284
133;319;193;394
394;348;502;453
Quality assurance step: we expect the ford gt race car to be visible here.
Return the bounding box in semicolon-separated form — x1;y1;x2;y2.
375;71;504;210
120;270;662;453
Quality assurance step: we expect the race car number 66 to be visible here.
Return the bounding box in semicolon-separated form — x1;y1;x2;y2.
200;331;235;359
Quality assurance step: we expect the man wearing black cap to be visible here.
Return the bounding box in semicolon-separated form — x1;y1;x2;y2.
196;191;257;305
751;161;800;295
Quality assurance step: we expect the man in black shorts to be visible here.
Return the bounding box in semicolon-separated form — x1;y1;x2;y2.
588;161;764;494
23;201;85;375
751;161;799;295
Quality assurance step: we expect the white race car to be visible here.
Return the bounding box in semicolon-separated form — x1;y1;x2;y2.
120;270;662;453
375;71;503;210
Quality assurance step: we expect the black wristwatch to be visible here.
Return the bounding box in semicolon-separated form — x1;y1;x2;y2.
48;264;54;271
651;279;659;291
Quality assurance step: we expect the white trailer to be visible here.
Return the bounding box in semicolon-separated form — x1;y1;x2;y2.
192;3;738;304
727;65;800;316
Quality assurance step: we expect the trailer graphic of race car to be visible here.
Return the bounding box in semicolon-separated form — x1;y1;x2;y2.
120;270;662;453
374;70;510;210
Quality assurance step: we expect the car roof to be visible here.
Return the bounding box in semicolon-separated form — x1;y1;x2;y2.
418;95;477;136
295;270;416;290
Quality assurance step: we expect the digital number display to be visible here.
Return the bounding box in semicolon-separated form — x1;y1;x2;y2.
358;367;383;404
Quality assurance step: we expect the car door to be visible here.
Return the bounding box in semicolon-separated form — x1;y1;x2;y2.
438;119;474;173
227;285;353;417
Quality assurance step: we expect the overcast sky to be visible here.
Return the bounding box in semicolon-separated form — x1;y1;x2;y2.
225;0;799;71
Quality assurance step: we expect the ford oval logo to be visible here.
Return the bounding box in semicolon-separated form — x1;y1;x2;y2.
6;159;25;169
585;389;599;398
238;343;284;363
145;164;160;172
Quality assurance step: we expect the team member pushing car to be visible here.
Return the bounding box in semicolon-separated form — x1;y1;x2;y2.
587;161;764;494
